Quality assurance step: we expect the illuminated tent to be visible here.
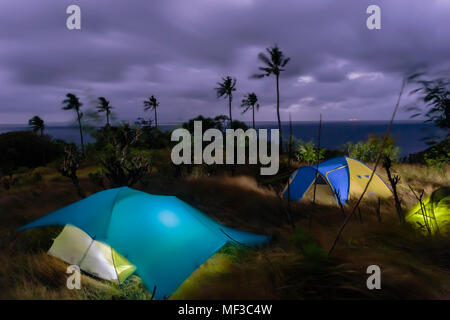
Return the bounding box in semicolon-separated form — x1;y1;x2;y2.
406;187;450;236
283;157;392;205
47;225;136;283
19;187;269;299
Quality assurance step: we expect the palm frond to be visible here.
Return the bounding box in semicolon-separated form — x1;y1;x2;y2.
257;52;274;68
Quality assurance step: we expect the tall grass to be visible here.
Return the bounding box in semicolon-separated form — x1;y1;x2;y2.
0;163;449;299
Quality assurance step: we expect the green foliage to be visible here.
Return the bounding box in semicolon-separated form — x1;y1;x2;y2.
94;123;152;187
424;144;450;169
409;76;450;132
241;93;259;114
253;45;290;78
143;95;160;127
215;77;236;99
182;115;232;133
28;116;45;136
96;97;113;127
0;131;65;176
218;243;253;263
115;276;152;300
143;95;159;112
295;140;325;165
290;228;328;262
148;149;172;176
408;137;449;165
230;120;249;131
141;127;172;149
343;134;400;162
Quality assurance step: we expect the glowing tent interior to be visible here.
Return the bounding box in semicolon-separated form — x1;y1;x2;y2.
19;187;269;299
406;187;450;236
283;157;392;205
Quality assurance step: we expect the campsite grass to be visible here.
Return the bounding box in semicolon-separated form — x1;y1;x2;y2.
0;162;449;299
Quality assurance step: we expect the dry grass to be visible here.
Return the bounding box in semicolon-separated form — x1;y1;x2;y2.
0;163;449;300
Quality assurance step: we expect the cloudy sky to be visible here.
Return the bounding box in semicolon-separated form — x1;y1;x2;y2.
0;0;449;124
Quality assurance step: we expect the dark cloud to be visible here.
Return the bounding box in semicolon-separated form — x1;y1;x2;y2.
0;0;449;124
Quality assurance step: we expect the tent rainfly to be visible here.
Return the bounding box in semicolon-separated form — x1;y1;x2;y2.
19;187;269;299
283;157;392;205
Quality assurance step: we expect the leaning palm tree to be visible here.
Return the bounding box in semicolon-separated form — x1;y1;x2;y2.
252;45;290;151
215;76;237;125
62;93;85;156
28;116;45;137
143;95;160;127
96;97;113;127
241;93;260;129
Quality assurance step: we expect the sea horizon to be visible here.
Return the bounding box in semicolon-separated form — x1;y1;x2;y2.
1;120;445;157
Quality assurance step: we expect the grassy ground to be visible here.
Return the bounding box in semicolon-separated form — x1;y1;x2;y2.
0;161;449;299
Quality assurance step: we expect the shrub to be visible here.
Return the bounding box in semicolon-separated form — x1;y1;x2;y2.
424;147;450;169
295;140;325;165
96;124;152;187
0;131;65;176
343;134;400;162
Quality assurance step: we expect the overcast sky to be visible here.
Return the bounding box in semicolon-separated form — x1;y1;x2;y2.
0;0;449;124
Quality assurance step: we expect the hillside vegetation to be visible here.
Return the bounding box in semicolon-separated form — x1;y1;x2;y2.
1;159;449;300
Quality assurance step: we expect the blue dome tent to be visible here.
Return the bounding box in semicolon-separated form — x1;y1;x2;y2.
283;157;392;205
19;187;269;299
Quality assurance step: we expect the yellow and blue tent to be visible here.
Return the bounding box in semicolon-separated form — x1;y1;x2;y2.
283;157;392;205
19;187;269;299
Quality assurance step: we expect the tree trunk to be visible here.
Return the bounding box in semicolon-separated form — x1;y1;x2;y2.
228;95;233;127
154;108;158;127
72;175;85;198
77;111;85;156
106;111;110;127
252;105;255;129
276;75;283;153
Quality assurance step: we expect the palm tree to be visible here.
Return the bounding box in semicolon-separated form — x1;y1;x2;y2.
215;76;237;125
28;116;45;137
143;95;160;127
96;97;113;127
241;93;260;129
62;93;85;156
253;45;290;151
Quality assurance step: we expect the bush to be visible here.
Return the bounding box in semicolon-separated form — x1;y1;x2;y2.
94;124;152;187
0;131;65;176
343;134;400;162
295;140;325;165
424;146;450;169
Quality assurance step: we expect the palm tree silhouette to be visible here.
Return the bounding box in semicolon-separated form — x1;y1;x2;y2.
215;76;237;125
62;93;85;155
253;45;290;151
241;93;260;129
143;95;160;127
96;97;113;127
28;116;45;137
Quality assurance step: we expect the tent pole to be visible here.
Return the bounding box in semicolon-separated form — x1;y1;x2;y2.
78;235;96;268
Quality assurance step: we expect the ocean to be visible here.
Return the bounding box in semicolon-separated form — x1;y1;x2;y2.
0;121;445;157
